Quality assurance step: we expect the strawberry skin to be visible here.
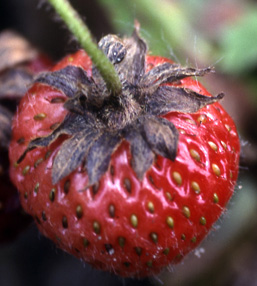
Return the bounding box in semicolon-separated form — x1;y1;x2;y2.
9;42;240;276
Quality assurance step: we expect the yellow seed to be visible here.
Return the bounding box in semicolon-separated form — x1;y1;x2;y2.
200;216;207;225
173;171;182;186
49;188;56;202
93;221;101;234
208;141;218;151
197;114;207;123
185;118;196;125
150;232;158;244
165;192;172;201
166;216;174;228
147;201;155;213
130;214;138;228
191;237;197;243
163;248;170;255
76;205;83;219
190;149;200;162
22;165;30;176
34;113;46;121
221;141;227;150
212;164;221;176
213;193;219;203
225;124;231;132
182;206;191;218
191;181;200;194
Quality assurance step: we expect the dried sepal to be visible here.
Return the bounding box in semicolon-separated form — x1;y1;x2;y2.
52;128;101;184
125;126;155;179
145;85;224;116
141;116;179;161
86;132;122;185
18;25;224;185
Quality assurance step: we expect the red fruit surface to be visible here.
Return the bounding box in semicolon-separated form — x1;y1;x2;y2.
9;49;240;277
0;42;52;243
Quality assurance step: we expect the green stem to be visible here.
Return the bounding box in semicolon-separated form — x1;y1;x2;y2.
47;0;122;94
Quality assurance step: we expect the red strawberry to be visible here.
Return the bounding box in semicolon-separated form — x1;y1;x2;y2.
9;28;240;277
0;30;52;243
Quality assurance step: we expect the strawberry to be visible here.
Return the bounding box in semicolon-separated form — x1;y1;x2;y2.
0;30;52;243
9;27;240;277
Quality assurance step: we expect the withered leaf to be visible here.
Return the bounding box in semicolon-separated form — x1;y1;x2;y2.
86;132;121;185
17;113;91;163
125;127;155;180
0;68;33;99
35;65;93;98
0;105;12;149
140;62;213;89
118;26;147;84
141;116;179;161
146;85;224;116
52;128;100;185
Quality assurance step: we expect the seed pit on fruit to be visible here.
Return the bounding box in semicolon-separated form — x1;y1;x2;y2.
34;158;43;168
17;137;25;144
92;182;99;195
64;180;70;194
34;113;46;121
123;178;132;193
22;165;30;176
212;164;221;176
173;171;182;186
213;193;219;203
130;214;138;228
83;238;90;247
93;221;101;234
150;232;158;244
221;141;227;150
146;260;153;268
45;150;52;160
165;192;172;201
163;248;170;255
123;262;131;268
147;201;155;213
181;234;186;240
191;181;200;194
134;247;142;256
76;205;83;219
50;122;60;130
24;192;28;199
110;165;114;176
166;216;174;228
208;141;218;151
42;211;47;221
225;124;231;132
200;216;206;225
105;244;114;255
197;114;207;124
182;206;191;218
50;97;65;104
191;237;197;243
62;216;68;228
49;188;56;202
190;149;200;162
108;204;116;218
118;236;126;248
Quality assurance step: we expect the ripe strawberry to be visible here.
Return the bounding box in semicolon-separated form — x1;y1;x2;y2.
9;27;240;277
0;30;52;243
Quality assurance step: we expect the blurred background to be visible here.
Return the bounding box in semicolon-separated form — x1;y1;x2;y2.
0;0;257;285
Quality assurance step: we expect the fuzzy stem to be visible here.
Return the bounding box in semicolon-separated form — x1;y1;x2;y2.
47;0;122;94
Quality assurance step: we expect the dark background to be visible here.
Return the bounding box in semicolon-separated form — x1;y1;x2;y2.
0;1;257;286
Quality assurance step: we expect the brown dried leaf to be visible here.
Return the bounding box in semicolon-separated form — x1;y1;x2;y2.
52;128;100;185
141;116;179;161
146;85;224;115
35;65;93;98
125;127;155;179
86;132;121;185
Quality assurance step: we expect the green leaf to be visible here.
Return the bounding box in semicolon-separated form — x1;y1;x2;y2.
219;10;257;74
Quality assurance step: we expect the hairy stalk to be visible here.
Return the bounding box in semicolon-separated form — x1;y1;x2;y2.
47;0;122;94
